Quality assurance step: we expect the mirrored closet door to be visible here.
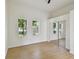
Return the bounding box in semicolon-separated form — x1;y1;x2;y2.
48;20;66;48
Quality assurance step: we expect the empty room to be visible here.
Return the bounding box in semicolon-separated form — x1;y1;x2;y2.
5;0;74;59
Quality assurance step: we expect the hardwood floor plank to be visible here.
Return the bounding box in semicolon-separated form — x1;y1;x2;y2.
6;41;74;59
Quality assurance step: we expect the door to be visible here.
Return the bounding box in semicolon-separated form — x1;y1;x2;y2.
48;20;66;48
58;20;66;48
52;21;58;40
48;21;59;45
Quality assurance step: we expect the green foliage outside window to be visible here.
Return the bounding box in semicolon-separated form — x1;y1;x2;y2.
18;17;27;36
32;20;37;26
32;20;39;35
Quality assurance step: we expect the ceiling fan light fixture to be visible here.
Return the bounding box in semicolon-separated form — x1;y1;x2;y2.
48;0;51;4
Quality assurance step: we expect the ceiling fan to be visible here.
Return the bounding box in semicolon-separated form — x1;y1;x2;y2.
48;0;51;4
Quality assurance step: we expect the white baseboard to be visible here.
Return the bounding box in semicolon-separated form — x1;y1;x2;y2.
8;40;47;48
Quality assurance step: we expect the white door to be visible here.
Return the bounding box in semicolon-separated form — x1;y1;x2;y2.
58;20;66;48
59;21;66;39
48;21;58;41
52;21;58;40
48;20;66;48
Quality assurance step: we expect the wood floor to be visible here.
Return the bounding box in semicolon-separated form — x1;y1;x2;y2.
51;38;65;48
6;41;74;59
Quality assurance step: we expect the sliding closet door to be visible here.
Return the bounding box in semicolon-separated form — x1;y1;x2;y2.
48;20;58;42
51;20;66;48
52;21;58;40
48;18;66;48
49;21;59;45
58;20;66;48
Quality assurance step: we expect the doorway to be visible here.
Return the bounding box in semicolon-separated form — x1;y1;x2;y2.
58;20;66;48
48;20;66;48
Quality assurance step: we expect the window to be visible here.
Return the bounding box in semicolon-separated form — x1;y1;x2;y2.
18;17;27;37
32;20;39;35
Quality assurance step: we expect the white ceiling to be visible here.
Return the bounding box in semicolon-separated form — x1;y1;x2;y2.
8;0;74;12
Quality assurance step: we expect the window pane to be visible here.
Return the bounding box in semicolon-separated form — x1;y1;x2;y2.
32;20;39;35
18;18;27;37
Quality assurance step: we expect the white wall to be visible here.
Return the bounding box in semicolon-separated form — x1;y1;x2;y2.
5;0;9;55
65;14;70;49
8;2;48;48
70;10;74;54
